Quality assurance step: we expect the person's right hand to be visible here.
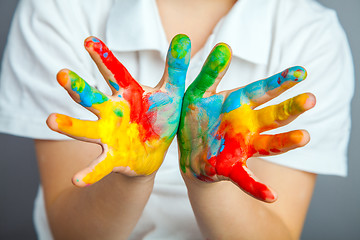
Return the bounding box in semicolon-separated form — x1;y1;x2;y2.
47;34;191;187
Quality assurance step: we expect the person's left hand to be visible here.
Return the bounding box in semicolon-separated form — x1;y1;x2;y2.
178;43;316;202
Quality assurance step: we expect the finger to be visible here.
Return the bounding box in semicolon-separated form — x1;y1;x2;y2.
222;66;307;113
185;43;232;101
84;36;142;94
57;69;108;115
47;113;101;142
256;93;316;132
159;34;191;94
230;163;277;203
72;150;114;187
252;130;310;157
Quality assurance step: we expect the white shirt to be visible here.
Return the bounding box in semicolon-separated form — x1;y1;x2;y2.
0;0;354;239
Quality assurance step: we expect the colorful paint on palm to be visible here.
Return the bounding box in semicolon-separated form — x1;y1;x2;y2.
48;34;191;187
178;43;315;202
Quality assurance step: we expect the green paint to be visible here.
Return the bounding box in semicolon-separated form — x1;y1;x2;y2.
170;34;191;60
186;44;231;99
201;44;231;77
70;71;85;92
178;43;231;173
113;107;123;117
68;70;108;107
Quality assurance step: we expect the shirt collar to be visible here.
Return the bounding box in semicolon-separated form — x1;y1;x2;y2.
212;0;273;64
106;0;272;65
106;0;168;55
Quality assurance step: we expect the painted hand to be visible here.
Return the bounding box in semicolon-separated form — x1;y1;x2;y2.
47;34;191;187
178;44;316;202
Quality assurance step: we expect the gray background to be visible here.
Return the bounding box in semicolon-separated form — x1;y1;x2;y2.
0;0;359;239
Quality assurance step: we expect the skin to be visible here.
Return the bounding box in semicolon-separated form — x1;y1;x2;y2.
36;0;318;239
177;43;317;239
47;34;191;187
178;44;316;203
39;35;191;239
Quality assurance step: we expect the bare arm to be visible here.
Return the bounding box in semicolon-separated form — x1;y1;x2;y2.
35;140;154;239
184;158;316;240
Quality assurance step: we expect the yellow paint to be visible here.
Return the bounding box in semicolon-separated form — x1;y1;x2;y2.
222;94;309;135
56;98;169;185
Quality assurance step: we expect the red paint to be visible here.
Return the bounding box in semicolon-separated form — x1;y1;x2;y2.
85;37;159;142
270;148;281;153
281;68;289;78
258;149;270;155
230;163;276;202
197;174;215;182
205;121;276;202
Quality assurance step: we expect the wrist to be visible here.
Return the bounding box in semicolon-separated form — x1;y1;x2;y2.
181;170;217;190
115;171;156;185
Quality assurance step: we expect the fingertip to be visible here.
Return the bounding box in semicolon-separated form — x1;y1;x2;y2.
84;36;100;50
204;43;232;77
52;114;73;130
46;113;59;131
171;34;191;49
263;189;278;203
57;69;70;87
291;66;307;82
294;93;316;112
214;43;232;56
168;34;191;70
301;93;316;111
299;130;310;146
291;130;310;147
72;175;90;188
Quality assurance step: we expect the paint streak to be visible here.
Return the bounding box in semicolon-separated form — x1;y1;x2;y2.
67;71;108;107
53;34;191;186
109;79;120;91
222;66;307;113
178;45;311;202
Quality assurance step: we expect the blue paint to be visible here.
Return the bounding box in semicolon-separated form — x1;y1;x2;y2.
222;88;245;114
92;37;100;42
221;66;307;113
196;95;224;128
195;95;224;160
219;138;225;153
148;92;173;111
103;52;108;58
109;80;120;91
166;35;191;93
70;76;108;108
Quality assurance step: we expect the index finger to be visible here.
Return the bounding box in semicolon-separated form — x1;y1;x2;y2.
85;36;142;94
185;43;232;101
222;67;307;113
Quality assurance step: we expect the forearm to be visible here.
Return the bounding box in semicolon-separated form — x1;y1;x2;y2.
46;173;154;240
184;177;294;240
35;139;155;240
182;157;316;240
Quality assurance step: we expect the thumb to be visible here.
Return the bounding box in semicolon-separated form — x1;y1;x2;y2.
160;34;191;93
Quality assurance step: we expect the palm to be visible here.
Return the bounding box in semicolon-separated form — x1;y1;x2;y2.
178;44;315;202
48;35;191;187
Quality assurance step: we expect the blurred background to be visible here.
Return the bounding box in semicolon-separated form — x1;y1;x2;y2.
0;0;359;239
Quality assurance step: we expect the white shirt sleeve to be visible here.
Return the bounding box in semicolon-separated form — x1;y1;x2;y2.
262;0;354;176
0;0;102;139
